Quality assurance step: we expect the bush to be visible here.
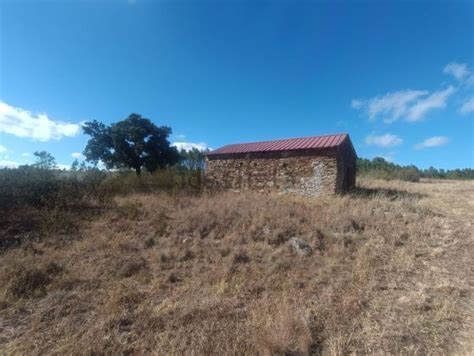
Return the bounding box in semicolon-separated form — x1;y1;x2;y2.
396;168;421;182
0;167;108;210
0;167;204;212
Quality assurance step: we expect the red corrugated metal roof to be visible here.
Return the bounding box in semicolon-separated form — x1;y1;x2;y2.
206;133;350;156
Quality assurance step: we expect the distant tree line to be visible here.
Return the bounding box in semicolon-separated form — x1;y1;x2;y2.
357;157;474;181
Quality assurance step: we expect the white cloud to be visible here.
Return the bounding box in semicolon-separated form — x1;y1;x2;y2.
0;159;20;168
21;152;30;157
0;101;81;141
415;136;449;149
406;86;455;122
365;134;403;147
172;141;209;151
459;97;474;115
353;90;427;123
352;86;455;123
71;152;84;159
352;62;473;123
0;144;7;153
368;89;428;122
443;62;470;81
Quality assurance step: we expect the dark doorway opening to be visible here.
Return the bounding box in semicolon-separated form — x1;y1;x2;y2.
344;166;356;191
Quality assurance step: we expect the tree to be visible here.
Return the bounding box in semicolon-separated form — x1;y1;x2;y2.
179;147;208;170
33;151;57;169
82;113;180;175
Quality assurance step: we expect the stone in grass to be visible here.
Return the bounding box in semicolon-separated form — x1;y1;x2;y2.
288;237;313;256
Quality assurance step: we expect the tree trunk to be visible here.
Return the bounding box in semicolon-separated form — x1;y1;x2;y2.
135;166;141;176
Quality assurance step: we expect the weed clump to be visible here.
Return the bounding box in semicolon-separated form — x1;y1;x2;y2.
5;262;63;299
232;251;250;264
117;258;147;278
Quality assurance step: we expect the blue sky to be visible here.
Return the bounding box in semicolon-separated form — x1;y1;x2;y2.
0;0;473;169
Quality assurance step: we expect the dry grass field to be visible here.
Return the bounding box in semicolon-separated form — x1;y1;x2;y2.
0;178;473;355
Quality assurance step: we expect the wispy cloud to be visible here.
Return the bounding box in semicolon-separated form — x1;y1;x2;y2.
352;62;473;122
352;90;427;123
350;99;363;109
0;144;7;153
414;136;449;149
368;90;427;122
21;152;30;157
406;86;455;122
459;97;474;115
172;141;209;151
0;101;81;141
365;134;403;147
353;86;455;123
71;152;84;159
443;62;470;81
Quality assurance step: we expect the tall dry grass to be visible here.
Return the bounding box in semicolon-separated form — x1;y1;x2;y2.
0;179;472;354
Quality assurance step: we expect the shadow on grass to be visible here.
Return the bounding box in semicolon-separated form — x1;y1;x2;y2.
348;186;427;200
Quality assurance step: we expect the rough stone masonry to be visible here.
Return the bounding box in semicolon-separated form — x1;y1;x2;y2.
205;134;357;196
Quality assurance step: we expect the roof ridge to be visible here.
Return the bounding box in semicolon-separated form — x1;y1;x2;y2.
223;133;348;147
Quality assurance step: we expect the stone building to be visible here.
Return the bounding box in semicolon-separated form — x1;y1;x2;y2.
205;133;357;196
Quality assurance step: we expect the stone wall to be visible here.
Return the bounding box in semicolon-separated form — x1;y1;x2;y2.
205;150;341;196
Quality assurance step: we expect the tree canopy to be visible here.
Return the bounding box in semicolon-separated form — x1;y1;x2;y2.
82;114;180;175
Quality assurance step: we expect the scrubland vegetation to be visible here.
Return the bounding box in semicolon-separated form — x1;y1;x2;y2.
0;167;473;354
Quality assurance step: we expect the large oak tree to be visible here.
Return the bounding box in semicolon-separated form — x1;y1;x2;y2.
82;113;180;175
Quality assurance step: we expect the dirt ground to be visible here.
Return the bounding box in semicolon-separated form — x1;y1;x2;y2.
0;178;473;354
